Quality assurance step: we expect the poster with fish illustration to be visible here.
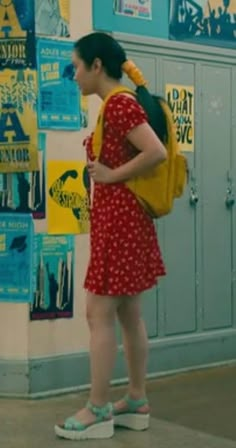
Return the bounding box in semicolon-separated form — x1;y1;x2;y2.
47;160;90;234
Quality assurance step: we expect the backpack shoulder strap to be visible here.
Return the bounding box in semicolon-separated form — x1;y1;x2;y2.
92;86;135;158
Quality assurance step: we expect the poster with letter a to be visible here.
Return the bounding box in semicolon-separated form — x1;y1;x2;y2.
30;234;74;321
37;38;80;130
35;0;70;37
0;213;34;303
166;84;194;152
114;0;152;20
47;161;90;235
0;133;46;219
0;69;39;172
0;0;35;70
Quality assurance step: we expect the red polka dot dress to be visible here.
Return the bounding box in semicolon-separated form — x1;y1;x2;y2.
84;94;166;297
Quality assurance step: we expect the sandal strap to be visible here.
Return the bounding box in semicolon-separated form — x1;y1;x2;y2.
86;401;112;419
63;402;112;431
64;416;86;431
123;394;149;412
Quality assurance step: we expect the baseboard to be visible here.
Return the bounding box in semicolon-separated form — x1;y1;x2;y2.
0;359;29;397
1;329;236;398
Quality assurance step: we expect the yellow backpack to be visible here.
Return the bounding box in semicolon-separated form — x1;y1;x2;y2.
92;86;188;218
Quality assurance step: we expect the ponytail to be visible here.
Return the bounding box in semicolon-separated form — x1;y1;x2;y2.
122;60;168;144
122;60;147;87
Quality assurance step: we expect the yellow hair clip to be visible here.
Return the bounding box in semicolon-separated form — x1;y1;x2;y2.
122;60;147;87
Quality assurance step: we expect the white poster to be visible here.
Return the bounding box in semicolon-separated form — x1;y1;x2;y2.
114;0;152;20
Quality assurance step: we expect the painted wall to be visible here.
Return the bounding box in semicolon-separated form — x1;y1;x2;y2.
93;0;236;49
93;0;169;39
0;0;99;360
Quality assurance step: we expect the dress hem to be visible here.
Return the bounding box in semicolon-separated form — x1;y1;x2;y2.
84;274;166;297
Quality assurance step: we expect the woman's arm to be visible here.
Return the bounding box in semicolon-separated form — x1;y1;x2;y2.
88;122;167;184
112;122;167;183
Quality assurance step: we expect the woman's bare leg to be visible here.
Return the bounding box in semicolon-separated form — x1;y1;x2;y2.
74;292;119;424
115;295;149;413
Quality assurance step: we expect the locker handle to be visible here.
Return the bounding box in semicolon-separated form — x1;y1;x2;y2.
225;188;235;209
189;188;199;206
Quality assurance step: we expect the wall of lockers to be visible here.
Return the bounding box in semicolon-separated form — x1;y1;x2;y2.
116;34;236;373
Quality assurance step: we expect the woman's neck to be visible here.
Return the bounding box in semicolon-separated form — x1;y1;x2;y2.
96;79;122;100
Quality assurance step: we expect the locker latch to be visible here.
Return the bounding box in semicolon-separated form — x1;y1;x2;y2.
226;171;235;209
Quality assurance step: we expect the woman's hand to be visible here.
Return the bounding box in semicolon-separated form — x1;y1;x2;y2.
87;160;114;184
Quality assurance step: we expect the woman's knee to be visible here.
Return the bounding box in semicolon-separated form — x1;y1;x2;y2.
117;295;142;329
86;292;118;330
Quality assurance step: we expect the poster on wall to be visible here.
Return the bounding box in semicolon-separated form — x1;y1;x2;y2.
0;0;35;70
80;96;89;128
37;38;81;130
0;133;46;219
0;213;34;303
0;69;39;172
113;0;152;20
166;84;194;152
47;160;90;235
30;234;74;320
35;0;70;37
169;0;236;47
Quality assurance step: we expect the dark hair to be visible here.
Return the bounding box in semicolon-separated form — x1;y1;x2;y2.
74;32;126;80
136;88;168;144
74;32;168;144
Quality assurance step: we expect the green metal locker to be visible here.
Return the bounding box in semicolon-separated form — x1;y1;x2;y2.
117;34;236;375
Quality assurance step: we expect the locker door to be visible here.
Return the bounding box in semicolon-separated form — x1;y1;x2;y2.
161;59;197;336
201;64;233;330
232;67;236;329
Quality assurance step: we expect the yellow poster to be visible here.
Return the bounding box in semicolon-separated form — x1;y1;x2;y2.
59;0;70;22
0;69;38;173
47;161;90;234
80;95;89;128
166;84;194;152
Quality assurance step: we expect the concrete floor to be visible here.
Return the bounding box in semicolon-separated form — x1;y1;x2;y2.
1;365;236;448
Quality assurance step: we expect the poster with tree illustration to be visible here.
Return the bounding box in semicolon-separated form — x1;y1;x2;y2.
0;69;38;173
0;133;46;219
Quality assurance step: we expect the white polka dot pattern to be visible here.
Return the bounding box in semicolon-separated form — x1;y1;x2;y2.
84;95;166;297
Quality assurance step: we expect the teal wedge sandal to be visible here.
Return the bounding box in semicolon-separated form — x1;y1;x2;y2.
113;395;150;431
54;401;114;440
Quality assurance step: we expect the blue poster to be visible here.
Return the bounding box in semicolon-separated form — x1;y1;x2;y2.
0;0;35;70
169;0;236;48
37;38;81;130
0;213;34;303
0;133;46;219
30;234;75;320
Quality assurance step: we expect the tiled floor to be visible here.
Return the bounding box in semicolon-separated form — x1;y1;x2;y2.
1;365;236;448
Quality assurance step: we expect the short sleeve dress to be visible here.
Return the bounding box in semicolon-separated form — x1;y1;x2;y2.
84;94;166;297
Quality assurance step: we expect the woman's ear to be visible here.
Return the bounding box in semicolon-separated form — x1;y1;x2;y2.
92;58;103;74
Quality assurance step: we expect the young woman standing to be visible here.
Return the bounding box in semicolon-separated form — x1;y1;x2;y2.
55;32;167;441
